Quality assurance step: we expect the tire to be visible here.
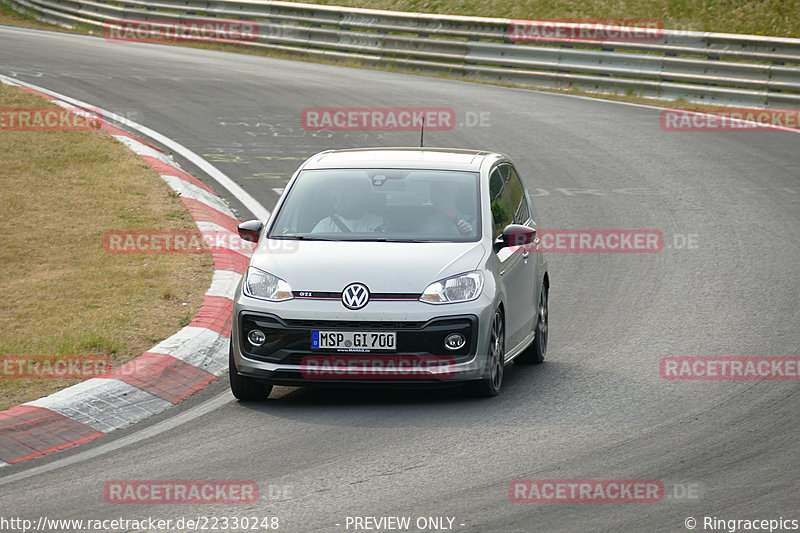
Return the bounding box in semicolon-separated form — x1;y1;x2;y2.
229;342;272;401
517;284;548;364
474;309;505;398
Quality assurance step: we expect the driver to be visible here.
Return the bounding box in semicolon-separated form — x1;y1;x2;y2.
430;181;476;235
312;179;386;233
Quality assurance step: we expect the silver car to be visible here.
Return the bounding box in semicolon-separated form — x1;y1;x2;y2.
229;148;549;399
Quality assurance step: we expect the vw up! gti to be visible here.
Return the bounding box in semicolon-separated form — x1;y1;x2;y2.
229;148;549;399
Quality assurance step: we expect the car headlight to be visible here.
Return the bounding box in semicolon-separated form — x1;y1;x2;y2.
243;267;293;301
420;271;484;304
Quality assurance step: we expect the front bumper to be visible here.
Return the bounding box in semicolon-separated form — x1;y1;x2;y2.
231;297;494;385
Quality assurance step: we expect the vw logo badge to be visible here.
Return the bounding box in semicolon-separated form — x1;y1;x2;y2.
342;283;369;310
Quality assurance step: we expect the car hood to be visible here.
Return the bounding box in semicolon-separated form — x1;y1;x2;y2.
250;239;487;293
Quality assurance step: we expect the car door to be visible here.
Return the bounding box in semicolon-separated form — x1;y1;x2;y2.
502;164;537;344
489;165;531;352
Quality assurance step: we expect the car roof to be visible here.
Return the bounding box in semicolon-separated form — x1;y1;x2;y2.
300;147;505;172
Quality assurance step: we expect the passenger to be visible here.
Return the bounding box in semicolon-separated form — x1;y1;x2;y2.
312;179;386;233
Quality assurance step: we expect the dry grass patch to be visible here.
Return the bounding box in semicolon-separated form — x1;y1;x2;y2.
0;83;214;410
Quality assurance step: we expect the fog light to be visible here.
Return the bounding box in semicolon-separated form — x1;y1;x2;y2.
248;329;266;347
444;333;466;351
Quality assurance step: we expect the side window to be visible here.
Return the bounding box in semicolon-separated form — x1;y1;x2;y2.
503;164;531;224
489;168;513;237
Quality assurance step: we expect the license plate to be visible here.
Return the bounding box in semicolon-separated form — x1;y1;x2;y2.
311;331;396;352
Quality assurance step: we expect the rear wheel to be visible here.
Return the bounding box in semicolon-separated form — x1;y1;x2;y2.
517;284;548;364
474;309;505;398
229;342;272;401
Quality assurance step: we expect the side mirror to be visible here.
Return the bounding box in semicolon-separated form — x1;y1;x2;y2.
237;220;263;243
494;224;536;252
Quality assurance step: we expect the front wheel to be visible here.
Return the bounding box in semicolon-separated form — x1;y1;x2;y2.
474;309;505;398
517;284;548;364
229;343;272;401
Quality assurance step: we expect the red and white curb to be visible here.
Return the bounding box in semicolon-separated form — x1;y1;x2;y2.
0;78;255;465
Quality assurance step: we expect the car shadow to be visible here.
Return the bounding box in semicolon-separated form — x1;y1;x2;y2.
231;360;557;428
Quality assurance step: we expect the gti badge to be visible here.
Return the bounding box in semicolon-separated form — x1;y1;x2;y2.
342;283;370;310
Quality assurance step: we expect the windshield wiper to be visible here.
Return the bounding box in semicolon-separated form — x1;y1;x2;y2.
271;235;442;243
359;238;435;243
270;235;338;241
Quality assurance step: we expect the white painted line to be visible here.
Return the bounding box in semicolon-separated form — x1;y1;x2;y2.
0;460;8;468
148;326;230;375
271;187;284;195
26;379;172;433
205;270;242;299
0;392;233;486
161;174;235;217
0;73;271;220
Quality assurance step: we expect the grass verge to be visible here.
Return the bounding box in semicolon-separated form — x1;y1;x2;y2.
280;0;800;38
3;0;796;37
0;0;66;31
0;83;213;410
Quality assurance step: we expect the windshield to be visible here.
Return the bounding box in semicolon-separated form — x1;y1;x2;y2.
268;169;481;242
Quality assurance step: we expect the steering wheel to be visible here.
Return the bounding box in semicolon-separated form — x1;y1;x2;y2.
415;214;461;236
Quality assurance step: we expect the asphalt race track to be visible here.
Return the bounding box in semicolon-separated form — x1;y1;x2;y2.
1;23;798;533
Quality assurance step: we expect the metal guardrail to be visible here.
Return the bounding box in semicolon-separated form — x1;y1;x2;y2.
6;0;800;107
